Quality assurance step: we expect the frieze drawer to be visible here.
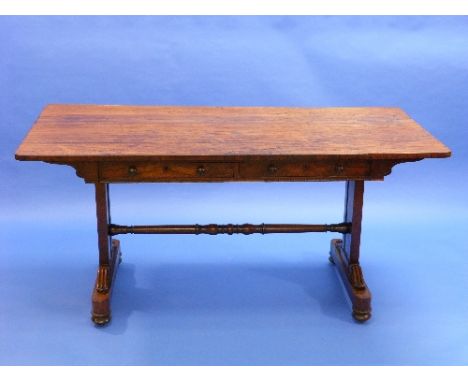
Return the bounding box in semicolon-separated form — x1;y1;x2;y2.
99;161;236;182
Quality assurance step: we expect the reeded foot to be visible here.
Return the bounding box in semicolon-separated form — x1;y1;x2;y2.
92;313;111;326
352;309;371;323
330;239;372;323
91;240;121;327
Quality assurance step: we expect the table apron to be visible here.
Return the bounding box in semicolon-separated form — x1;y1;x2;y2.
67;159;404;183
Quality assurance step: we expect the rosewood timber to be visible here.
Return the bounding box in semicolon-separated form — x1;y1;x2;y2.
95;183;111;266
92;183;120;325
109;223;352;236
328;180;371;322
16;105;451;162
14;104;452;325
92;239;121;325
343;180;364;264
71;158;409;183
329;239;371;322
16;105;451;183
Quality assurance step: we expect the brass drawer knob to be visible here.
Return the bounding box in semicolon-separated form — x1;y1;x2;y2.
335;164;344;174
197;165;206;176
128;165;137;176
268;164;278;174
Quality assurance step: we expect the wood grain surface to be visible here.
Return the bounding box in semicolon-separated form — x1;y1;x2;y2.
15;104;451;162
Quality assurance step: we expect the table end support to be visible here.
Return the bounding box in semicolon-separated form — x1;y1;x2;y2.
329;180;371;322
329;239;371;322
91;239;122;326
91;183;121;326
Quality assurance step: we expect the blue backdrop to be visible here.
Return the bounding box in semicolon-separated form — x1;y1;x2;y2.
0;16;467;365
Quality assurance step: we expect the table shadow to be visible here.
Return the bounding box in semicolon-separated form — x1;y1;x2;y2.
99;252;353;334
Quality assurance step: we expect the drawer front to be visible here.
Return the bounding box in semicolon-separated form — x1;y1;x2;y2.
99;161;236;182
239;160;370;180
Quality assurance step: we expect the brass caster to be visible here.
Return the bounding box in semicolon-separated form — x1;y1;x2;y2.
92;314;111;326
328;255;335;265
118;255;122;265
352;310;371;323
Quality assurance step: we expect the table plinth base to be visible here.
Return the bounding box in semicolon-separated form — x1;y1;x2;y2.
91;239;122;326
329;238;372;322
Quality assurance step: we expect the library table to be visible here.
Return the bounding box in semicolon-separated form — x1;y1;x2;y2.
15;104;451;325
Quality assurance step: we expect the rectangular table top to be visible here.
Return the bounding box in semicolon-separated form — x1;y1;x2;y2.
15;104;450;162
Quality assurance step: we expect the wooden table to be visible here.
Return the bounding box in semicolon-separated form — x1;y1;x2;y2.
15;104;451;325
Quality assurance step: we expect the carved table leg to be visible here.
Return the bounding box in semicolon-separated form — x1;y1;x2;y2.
91;183;121;326
329;181;372;322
